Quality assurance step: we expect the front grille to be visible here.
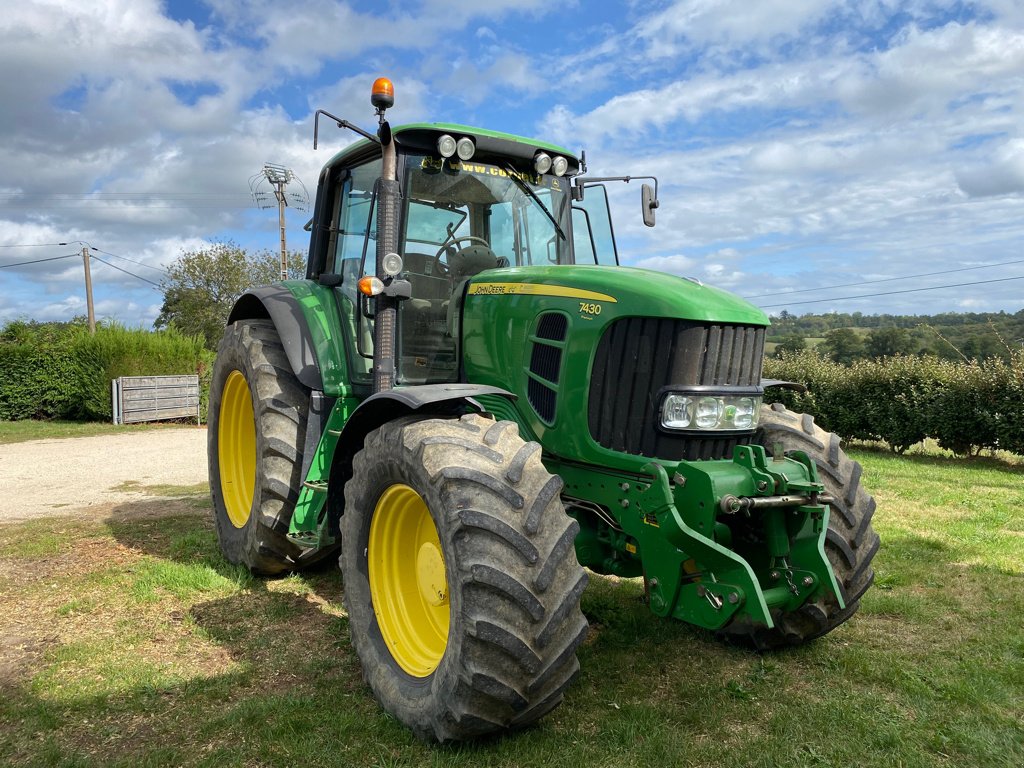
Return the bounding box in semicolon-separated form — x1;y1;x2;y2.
588;318;765;460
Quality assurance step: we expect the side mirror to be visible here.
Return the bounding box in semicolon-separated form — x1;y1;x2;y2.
642;183;659;228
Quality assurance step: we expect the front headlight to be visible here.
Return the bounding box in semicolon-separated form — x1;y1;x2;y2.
660;390;762;432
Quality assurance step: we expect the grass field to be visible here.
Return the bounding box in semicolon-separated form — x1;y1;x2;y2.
1;448;1021;767
0;420;180;445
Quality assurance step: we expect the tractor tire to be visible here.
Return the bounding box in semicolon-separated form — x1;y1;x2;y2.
719;403;880;649
341;413;589;742
208;319;309;575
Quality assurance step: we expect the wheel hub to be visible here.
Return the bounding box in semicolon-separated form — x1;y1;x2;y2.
218;370;256;528
367;484;450;677
416;541;447;606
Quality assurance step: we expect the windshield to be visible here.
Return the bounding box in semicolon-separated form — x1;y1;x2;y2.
393;154;574;386
402;155;573;269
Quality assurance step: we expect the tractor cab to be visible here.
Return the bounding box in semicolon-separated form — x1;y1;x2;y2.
306;123;619;385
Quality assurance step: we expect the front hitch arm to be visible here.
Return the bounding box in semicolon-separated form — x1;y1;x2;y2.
639;462;773;630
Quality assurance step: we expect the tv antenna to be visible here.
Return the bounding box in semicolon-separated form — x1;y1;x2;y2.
249;163;309;279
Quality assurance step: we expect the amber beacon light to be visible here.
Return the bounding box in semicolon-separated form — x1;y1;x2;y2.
371;77;395;110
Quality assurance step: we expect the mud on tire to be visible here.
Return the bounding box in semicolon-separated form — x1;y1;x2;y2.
208;319;309;575
719;403;880;649
341;413;589;741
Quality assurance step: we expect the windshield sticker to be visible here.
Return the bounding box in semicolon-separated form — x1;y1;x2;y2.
467;282;616;303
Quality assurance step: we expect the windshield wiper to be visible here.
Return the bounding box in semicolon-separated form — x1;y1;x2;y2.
503;164;566;241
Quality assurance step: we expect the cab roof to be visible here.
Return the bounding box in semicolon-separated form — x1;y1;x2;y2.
321;122;581;176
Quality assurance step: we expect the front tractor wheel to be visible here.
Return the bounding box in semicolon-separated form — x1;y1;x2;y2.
341;414;589;742
720;403;880;649
208;319;309;575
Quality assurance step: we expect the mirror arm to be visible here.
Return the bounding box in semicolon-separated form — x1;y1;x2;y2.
314;110;381;149
572;175;659;201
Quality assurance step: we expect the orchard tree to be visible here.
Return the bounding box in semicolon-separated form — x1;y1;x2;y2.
155;242;305;348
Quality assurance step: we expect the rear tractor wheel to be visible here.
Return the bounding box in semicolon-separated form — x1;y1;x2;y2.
341;414;589;741
719;403;880;649
208;319;311;575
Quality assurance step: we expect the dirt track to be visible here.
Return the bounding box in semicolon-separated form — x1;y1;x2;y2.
0;427;209;523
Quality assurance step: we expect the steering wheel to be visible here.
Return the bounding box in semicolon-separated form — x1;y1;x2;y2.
432;235;491;277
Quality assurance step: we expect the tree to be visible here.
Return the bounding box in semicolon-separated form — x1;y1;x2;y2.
820;328;866;365
866;327;914;359
774;334;807;357
155;243;305;348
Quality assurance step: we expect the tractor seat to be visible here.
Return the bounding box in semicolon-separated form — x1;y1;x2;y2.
447;245;498;280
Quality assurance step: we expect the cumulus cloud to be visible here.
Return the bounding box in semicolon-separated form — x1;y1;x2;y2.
955;138;1024;197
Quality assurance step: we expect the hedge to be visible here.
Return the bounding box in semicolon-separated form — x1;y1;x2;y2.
0;321;213;422
764;351;1024;455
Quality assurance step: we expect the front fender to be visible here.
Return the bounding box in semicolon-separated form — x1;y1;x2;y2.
326;384;517;523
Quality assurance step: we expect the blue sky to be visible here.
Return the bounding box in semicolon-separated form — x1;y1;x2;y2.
2;0;1023;327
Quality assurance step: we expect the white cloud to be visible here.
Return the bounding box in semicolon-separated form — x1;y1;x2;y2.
632;254;696;273
955;138;1024;197
638;0;840;56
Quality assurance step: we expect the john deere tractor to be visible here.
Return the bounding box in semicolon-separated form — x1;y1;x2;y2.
208;78;878;741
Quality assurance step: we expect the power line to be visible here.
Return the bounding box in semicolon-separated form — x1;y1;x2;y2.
0;242;73;248
742;256;1024;300
0;253;80;269
757;274;1024;309
90;247;168;276
89;254;163;288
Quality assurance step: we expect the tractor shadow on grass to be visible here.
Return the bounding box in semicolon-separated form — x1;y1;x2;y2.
100;496;369;704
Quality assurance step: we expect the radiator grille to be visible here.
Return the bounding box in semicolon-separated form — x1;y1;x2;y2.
588;318;765;460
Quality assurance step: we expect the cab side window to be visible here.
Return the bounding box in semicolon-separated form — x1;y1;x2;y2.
330;159;381;379
328;160;381;276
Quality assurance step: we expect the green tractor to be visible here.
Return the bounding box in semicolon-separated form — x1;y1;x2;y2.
208;78;878;741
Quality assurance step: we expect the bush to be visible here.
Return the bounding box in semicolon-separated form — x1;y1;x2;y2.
0;320;211;422
763;351;1024;456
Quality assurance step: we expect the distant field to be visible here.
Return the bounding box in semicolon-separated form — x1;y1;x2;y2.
1;448;1022;767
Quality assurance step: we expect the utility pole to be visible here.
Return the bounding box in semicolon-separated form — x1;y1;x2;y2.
249;164;308;280
82;245;96;333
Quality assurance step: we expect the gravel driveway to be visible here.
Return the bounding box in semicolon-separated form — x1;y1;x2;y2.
0;428;209;523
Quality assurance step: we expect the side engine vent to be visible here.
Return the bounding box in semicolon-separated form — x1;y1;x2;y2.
527;312;567;424
530;342;562;383
528;378;557;423
536;312;568;341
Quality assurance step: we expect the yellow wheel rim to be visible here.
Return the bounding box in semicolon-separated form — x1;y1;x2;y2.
218;370;257;528
368;484;450;677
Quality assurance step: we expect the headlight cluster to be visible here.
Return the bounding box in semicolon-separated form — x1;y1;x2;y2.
437;134;475;161
660;392;762;431
534;151;569;176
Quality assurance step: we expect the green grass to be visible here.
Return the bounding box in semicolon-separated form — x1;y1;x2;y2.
0;420;189;445
1;451;1022;767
